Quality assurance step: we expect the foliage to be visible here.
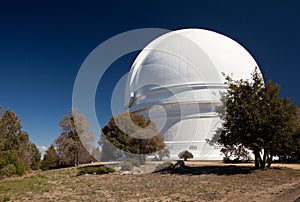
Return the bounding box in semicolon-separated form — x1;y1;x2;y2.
285;120;300;162
0;107;40;177
41;145;59;170
54;109;96;167
123;158;141;167
120;161;133;171
212;68;299;169
30;143;41;170
0;164;16;177
293;133;300;161
0;150;25;177
152;147;171;161
178;150;193;161
0;109;23;151
2;195;10;202
77;165;115;175
220;145;251;163
100;112;168;164
119;158;141;171
128;132;165;164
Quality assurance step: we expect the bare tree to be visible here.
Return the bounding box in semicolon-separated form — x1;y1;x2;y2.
55;109;95;166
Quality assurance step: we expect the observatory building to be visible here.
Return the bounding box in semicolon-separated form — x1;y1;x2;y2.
126;29;261;160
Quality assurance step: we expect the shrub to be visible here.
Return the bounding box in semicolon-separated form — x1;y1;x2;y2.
2;195;10;202
124;158;141;167
0;164;16;178
120;158;141;171
178;150;193;161
120;161;133;171
0;150;26;177
77;165;115;176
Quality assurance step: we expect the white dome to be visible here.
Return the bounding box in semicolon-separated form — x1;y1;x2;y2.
127;28;261;160
129;28;258;91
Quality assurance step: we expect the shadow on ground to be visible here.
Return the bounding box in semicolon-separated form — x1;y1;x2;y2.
157;165;255;175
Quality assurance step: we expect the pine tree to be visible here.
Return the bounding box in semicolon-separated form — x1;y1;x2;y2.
41;144;58;170
0;107;40;176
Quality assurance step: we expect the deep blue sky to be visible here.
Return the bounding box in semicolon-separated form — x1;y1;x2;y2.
0;1;300;150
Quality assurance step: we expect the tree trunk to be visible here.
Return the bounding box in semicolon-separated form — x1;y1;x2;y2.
253;149;267;169
254;150;260;169
138;154;146;165
261;149;267;169
267;150;273;168
267;155;272;168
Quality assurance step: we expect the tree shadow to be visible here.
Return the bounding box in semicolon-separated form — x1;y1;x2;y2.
157;165;254;175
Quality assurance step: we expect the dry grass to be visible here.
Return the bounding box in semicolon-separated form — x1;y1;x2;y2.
1;162;300;201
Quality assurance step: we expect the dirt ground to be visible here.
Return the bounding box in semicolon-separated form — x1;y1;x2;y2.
184;160;300;170
1;161;300;202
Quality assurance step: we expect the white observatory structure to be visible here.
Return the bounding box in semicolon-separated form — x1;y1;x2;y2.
126;28;261;160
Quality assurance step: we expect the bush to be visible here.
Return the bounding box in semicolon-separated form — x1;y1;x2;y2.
2;195;10;202
178;150;193;161
120;158;141;171
77;165;115;176
0;164;16;178
0;150;26;177
120;161;133;171
30;161;41;170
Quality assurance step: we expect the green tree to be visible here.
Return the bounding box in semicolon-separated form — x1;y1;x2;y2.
0;109;22;151
0;107;40;176
30;143;41;170
100;112;168;164
41;144;59;170
212;68;298;169
291;127;300;162
55;109;95;166
16;131;32;170
285;110;300;162
178;150;193;161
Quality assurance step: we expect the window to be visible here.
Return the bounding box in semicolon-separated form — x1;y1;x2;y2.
189;145;197;150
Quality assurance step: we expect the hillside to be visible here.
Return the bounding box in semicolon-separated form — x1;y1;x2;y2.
1;162;300;201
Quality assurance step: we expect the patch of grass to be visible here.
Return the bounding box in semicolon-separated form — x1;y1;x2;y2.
0;176;46;193
0;174;51;201
2;195;10;202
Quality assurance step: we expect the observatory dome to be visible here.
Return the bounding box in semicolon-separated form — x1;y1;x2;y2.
127;28;261;160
